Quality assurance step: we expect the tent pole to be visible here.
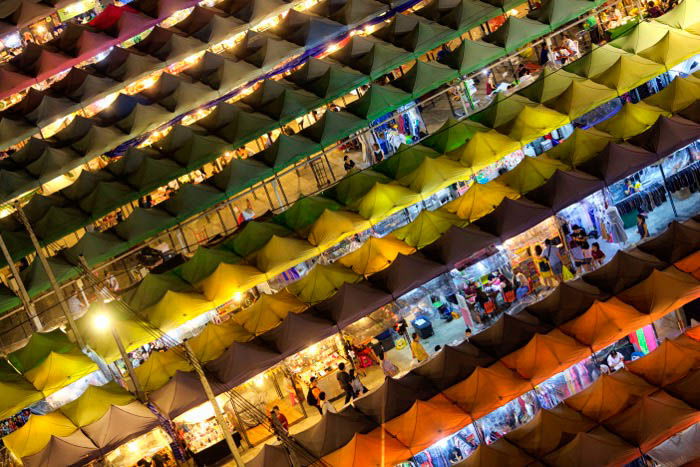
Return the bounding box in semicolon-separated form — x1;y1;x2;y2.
14;202;85;348
0;233;42;332
657;163;678;218
183;341;246;467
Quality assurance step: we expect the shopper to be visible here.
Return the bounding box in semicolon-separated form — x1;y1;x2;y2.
336;363;355;404
349;369;368;398
369;338;384;364
270;406;289;433
607;350;625;371
381;356;399;377
534;245;557;288
306;377;322;415
319;392;336;415
637;214;650;239
410;332;429;363
543;239;563;280
590;242;606;267
372;143;384;163
343;154;356;172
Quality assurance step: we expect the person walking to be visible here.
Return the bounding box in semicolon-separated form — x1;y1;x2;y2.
306;377;322;415
349;369;368;398
410;332;429;363
336;363;355;404
319;392;336;415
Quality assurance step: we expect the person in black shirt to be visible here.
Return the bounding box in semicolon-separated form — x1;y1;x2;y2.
343;155;356;172
336;362;354;404
372;143;384;163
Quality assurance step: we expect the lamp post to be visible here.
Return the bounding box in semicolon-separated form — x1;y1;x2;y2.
93;312;146;403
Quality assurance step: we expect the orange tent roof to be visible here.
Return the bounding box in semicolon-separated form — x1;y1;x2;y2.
322;429;412;467
383;394;471;452
627;336;700;386
453;440;536;467
604;391;700;452
559;298;650;352
686;325;700;342
500;330;590;385
675;250;700;274
542;426;640;467
565;370;656;423
443;362;531;420
504;404;597;459
616;269;700;320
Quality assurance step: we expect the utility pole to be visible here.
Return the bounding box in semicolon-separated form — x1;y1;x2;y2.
15;202;85;348
183;341;245;467
0;233;42;331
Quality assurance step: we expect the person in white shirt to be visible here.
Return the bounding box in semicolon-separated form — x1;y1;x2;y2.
319;392;336;415
242;199;255;221
563;35;580;58
607;350;625;371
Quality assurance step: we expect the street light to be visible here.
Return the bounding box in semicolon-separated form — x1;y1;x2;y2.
93;309;145;402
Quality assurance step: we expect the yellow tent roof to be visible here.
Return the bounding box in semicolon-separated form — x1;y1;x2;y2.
338;235;415;275
394;208;466;248
502;105;570;145
24;350;97;396
547;127;615;168
134;348;191;392
655;0;700;35
200;263;267;304
60;382;134;427
354;183;421;221
444;181;520;222
232;291;307;335
565;44;629;79
251;235;321;276
638;29;700;68
596;101;671;140
644;75;700;112
590;53;666;94
448;129;522;170
546;79;618;119
0;379;43;421
188;319;253;363
4;412;78;459
397;156;471;194
287;263;361;303
610;21;671;54
307;209;371;250
76;303;154;363
141;290;214;331
497;155;567;194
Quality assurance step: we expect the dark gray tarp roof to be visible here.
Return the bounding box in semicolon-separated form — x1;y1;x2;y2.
469;313;547;359
81;401;159;451
637;220;700;264
522;279;609;327
205;340;283;391
149;370;208;419
411;341;497;390
628;115;700;158
420;225;498;269
578;142;658;185
582;249;667;294
354;373;440;423
258;313;336;357
525;169;605;212
295;407;377;458
21;430;97;467
368;252;447;298
312;282;393;328
473;198;553;240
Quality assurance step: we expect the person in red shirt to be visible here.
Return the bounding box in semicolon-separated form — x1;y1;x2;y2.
270;406;289;433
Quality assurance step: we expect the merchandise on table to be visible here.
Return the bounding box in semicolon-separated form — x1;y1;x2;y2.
102;427;177;467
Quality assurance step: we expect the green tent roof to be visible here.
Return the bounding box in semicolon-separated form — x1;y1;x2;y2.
288;59;369;101
375;143;440;179
255;133;323;168
517;67;581;103
32;207;88;243
484;16;551;52
438;39;506;76
422;118;484;153
196;103;276;146
125;272;194;312
210;158;273;195
175;247;242;285
482;0;528;10
8;329;75;373
528;0;594;29
223;221;292;257
469;93;533;129
21;255;80;297
122;154;183;193
332;36;411;79
373;14;456;56
242;80;321;122
78;181;134;219
114;208;176;243
162;183;224;220
153;126;228;171
327;170;392;205
61;170;115;201
65;231;127;267
300;110;367;146
346;85;413;121
320;0;387;25
273;196;342;232
0;286;21;316
392;60;458;98
441;0;502;33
